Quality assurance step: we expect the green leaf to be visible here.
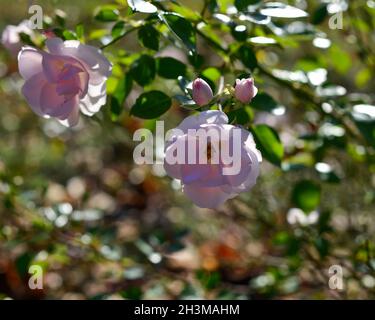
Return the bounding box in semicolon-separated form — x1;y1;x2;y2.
260;2;308;18
163;13;197;53
19;32;35;46
196;270;221;290
311;4;328;25
157;57;186;79
110;96;122;121
63;30;78;40
94;7;119;22
200;67;221;92
251;124;283;165
315;162;340;183
112;21;126;39
75;24;84;41
227;107;254;125
242;12;271;25
114;75;133;104
292;180;321;212
234;0;261;12
250;92;278;112
231;24;248;41
130;55;156;86
111;74;133;119
16;252;33;276
138;25;159;51
128;0;157;13
351;104;375;148
174;95;199;110
236;45;258;70
314;237;329;258
130;91;172;119
55;10;66;27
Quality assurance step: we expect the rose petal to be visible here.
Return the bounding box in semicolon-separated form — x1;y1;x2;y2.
47;39;112;85
18;47;43;80
183;185;231;208
59;101;80;127
21;72;47;116
177;110;228;133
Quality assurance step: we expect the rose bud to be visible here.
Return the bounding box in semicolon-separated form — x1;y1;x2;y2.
192;78;214;106
234;78;258;104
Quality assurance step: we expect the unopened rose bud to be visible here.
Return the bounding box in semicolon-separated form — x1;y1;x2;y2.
192;78;214;106
234;78;258;104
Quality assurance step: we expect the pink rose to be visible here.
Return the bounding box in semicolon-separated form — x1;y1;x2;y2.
164;110;262;208
18;37;112;127
1;20;33;56
234;78;258;104
192;78;214;106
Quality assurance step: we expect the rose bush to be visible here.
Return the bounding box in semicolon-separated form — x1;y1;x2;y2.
0;0;374;300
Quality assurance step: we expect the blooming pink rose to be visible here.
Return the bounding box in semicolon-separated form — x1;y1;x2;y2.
164;110;262;208
1;20;33;56
192;78;213;106
18;37;112;127
234;78;258;104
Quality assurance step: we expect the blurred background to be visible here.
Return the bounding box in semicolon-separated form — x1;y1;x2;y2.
0;0;374;300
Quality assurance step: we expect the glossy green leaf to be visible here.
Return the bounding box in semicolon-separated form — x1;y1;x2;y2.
157;57;186;79
351;104;375;148
130;91;172;119
236;45;258;70
138;25;159;51
260;2;308;18
112;21;126;38
163;13;196;53
62;30;78;40
128;0;157;13
130;55;156;86
227;107;254;125
251;124;283;165
94;7;119;22
311;4;328;25
250;92;279;112
234;0;261;12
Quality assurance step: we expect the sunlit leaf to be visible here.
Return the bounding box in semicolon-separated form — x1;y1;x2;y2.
351;104;375;147
251;124;284;165
162;13;196;53
260;2;308;18
127;0;157;13
94;7;119;22
112;21;126;38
